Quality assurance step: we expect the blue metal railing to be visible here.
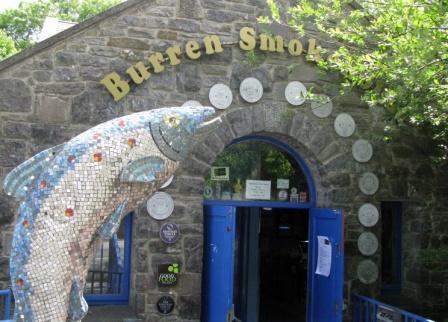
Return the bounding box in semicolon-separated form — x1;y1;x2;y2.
352;293;435;322
0;289;12;321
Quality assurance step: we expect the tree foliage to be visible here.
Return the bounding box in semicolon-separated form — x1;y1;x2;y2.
0;30;17;59
0;0;121;53
263;0;448;160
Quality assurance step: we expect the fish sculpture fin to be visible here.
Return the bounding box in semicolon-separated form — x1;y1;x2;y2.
97;201;127;240
119;156;165;183
3;144;65;198
67;278;88;322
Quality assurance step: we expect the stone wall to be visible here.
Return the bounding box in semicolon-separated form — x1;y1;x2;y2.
0;0;446;321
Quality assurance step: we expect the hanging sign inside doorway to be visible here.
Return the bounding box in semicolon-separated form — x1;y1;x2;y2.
245;180;271;200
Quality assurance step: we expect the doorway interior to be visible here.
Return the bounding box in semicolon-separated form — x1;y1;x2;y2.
233;207;309;322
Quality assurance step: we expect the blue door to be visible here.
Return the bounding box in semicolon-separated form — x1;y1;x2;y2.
307;208;344;322
202;205;236;322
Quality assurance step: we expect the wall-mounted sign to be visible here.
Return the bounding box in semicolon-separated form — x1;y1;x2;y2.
146;192;174;220
157;296;175;314
160;223;180;244
240;77;263;103
245;180;271;200
101;27;321;102
210;166;229;181
157;264;180;287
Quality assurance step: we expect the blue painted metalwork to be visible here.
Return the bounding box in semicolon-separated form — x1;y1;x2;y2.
202;205;236;322
85;213;133;305
352;293;435;322
0;289;12;321
307;208;344;322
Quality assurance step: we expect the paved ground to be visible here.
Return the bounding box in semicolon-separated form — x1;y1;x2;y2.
84;305;142;322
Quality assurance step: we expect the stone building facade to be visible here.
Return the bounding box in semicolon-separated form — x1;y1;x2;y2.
0;0;446;321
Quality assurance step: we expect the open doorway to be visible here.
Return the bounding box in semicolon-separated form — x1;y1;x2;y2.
233;207;308;322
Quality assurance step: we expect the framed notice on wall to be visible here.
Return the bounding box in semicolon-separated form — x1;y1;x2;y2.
245;180;271;200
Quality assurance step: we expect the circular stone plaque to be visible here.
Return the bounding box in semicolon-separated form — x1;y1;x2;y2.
285;81;307;106
240;77;263;103
358;203;379;227
334;113;356;137
352;139;373;163
357;232;378;256
359;172;379;195
357;260;378;284
209;83;233;110
182;100;202;107
310;95;332;118
160;222;180;244
147;192;174;220
157;296;175;314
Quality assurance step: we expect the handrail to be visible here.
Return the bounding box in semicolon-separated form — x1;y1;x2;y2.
352;293;435;322
0;289;12;321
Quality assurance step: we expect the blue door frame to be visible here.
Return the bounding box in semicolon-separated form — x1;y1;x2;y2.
202;136;344;322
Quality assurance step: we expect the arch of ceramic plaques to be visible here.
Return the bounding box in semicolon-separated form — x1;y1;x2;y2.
146;191;174;220
357;259;378;284
358;203;379;227
310;94;333;118
357;231;378;256
334;113;356;137
182;100;203;107
359;172;379;195
352;139;373;163
240;77;264;103
209;83;233;110
285;81;307;106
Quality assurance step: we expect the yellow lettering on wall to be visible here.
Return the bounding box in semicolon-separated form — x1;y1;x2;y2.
148;52;165;73
100;72;130;102
288;39;303;56
203;35;223;55
259;34;284;53
239;27;256;51
126;62;150;84
185;41;201;59
307;39;321;60
166;46;182;66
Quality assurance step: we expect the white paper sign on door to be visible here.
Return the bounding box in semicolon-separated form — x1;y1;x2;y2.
315;235;332;277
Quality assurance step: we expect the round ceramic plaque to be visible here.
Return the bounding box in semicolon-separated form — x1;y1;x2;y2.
160;176;174;189
285;81;307;106
358;203;379;227
352;139;373;163
359;172;379;195
182;100;202;107
209;83;233;110
334;113;356;137
357;232;378;256
157;296;175;314
310;95;332;118
160;222;180;244
146;192;174;220
240;77;263;103
357;260;378;284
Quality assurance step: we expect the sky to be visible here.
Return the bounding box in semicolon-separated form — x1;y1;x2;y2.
0;0;39;12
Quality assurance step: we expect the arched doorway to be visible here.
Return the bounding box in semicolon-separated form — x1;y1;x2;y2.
201;136;344;322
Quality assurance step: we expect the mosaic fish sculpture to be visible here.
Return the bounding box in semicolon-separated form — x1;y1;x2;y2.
3;106;219;322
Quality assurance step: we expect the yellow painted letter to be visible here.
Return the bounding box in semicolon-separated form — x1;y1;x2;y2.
203;35;223;55
307;39;321;60
148;52;165;73
185;40;201;59
260;34;284;53
239;27;256;51
288;39;303;56
126;62;150;84
165;46;181;66
100;72;130;102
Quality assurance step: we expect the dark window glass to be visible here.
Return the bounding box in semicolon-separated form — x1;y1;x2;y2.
381;202;402;293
